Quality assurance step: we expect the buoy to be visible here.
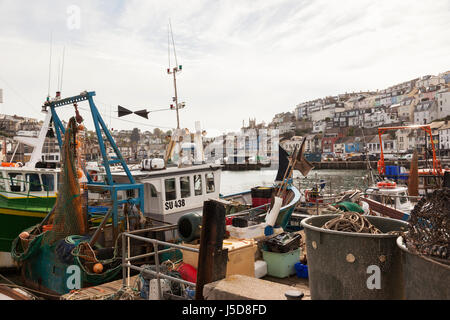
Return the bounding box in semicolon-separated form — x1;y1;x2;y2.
42;225;53;232
19;231;30;240
93;263;104;274
77;169;83;179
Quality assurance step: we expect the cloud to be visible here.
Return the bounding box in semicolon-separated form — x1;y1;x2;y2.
0;0;448;134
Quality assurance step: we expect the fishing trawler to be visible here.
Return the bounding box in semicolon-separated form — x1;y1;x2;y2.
0;110;60;268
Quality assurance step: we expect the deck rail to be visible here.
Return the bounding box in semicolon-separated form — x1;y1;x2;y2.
0;176;52;211
121;228;199;300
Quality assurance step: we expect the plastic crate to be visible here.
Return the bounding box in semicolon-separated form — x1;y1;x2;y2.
262;248;301;278
264;232;301;253
295;262;308;279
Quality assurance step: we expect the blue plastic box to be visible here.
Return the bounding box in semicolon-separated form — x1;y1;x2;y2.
295;262;308;279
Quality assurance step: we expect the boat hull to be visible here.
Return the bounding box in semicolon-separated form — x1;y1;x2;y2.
0;204;49;269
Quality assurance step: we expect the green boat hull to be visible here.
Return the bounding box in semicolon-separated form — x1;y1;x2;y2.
0;195;54;252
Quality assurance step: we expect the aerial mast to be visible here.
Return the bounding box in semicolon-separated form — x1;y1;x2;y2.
167;20;184;129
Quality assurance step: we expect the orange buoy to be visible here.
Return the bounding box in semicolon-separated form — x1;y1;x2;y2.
19;231;30;240
77;169;83;179
42;225;53;232
93;263;104;274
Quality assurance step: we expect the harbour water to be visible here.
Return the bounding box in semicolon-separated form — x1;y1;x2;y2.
220;169;370;195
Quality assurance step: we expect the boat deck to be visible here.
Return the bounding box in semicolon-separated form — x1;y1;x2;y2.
60;275;141;300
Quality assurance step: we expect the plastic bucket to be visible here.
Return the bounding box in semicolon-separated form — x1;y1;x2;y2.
301;214;408;300
397;237;450;300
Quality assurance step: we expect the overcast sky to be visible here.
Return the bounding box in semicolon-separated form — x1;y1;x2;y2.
0;0;449;136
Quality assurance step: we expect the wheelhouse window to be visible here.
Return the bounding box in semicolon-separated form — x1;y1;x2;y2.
9;173;24;192
206;173;215;194
26;174;42;192
180;176;191;198
194;174;203;196
165;178;176;201
399;192;408;204
41;174;55;192
149;184;158;197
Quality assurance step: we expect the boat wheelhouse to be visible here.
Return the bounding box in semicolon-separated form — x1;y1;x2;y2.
112;163;222;226
365;184;414;214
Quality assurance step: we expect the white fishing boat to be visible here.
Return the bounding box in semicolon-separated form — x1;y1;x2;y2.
361;181;414;221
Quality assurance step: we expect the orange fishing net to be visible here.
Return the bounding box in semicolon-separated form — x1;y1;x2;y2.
46;117;88;244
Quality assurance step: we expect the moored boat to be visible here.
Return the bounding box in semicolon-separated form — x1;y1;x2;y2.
0;111;60;268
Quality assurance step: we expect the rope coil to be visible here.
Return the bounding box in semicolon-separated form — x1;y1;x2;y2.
322;211;382;234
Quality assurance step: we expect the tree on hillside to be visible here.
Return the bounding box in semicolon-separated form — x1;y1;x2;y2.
131;128;140;160
153;128;163;138
131;128;140;144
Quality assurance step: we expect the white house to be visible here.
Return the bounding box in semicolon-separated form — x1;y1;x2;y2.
416;75;445;88
439;122;450;151
414;100;438;125
436;88;450;119
312;121;327;133
396;129;416;153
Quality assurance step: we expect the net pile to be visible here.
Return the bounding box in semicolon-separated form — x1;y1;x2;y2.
322;211;382;234
45;117;88;244
12;116;122;290
405;188;449;262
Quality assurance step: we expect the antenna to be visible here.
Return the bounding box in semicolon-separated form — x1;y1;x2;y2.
57;56;61;93
47;32;53;98
167;20;184;129
60;46;66;92
169;19;178;67
168;23;171;70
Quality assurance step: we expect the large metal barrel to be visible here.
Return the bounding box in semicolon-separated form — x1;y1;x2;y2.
177;212;203;242
397;237;450;299
301;214;408;300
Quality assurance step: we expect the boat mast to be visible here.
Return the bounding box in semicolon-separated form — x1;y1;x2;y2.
167;20;183;130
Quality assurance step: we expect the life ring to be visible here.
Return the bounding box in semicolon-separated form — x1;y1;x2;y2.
89;170;98;182
377;181;396;189
1;162;19;168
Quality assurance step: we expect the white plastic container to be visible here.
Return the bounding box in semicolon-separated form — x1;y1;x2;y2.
254;260;268;279
149;279;171;300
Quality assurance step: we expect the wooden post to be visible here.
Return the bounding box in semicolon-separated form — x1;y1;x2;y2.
195;200;228;300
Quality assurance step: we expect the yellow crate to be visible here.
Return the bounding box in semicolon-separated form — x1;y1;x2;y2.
181;238;257;277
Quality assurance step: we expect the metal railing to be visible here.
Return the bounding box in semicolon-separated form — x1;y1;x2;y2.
121;229;199;300
0;176;53;211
